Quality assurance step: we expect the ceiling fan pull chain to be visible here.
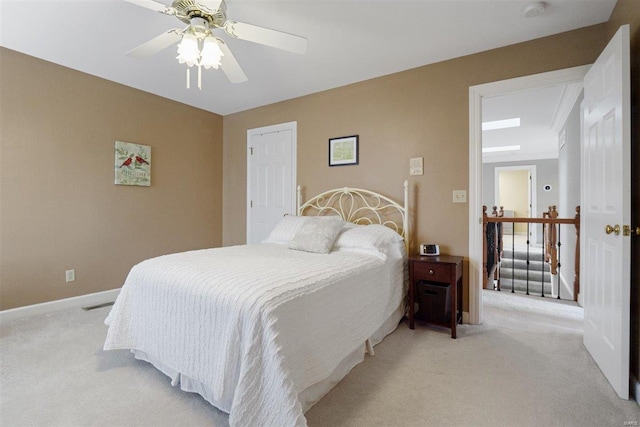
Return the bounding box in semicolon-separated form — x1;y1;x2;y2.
186;67;190;89
198;65;202;90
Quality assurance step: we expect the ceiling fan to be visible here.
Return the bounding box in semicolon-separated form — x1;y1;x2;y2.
125;0;307;87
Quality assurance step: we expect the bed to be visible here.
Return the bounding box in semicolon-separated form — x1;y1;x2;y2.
103;182;409;427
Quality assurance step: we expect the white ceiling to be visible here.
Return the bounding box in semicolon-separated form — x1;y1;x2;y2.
0;0;615;116
482;82;583;163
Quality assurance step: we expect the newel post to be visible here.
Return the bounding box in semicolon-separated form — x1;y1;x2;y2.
547;206;558;274
574;206;581;302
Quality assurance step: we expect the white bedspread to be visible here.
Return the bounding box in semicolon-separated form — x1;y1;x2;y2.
104;243;404;427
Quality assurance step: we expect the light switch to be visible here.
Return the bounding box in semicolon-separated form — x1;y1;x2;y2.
409;157;423;176
453;190;467;203
65;269;75;282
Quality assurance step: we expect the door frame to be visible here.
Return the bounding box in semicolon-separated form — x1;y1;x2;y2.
468;65;590;325
246;121;297;244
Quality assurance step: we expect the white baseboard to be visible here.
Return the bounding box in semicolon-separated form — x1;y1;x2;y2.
577;291;583;307
558;273;574;301
632;373;640;407
0;288;120;324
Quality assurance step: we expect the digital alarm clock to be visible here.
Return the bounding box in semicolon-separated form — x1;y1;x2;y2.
420;244;440;256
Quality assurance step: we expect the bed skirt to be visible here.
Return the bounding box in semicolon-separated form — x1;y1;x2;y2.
131;303;405;417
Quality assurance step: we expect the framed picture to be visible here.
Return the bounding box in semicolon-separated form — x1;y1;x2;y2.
115;141;151;186
329;135;359;166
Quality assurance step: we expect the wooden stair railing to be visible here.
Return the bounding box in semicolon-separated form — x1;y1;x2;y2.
543;207;557;273
542;205;580;301
483;206;581;301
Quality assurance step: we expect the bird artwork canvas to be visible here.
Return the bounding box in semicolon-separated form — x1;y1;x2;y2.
115;141;151;186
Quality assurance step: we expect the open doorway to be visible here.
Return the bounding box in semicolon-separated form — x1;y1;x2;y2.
481;84;574;301
467;65;590;325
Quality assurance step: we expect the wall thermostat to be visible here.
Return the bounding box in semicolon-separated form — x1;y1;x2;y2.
420;244;440;256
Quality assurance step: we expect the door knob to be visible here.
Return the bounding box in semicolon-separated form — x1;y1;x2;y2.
605;224;620;235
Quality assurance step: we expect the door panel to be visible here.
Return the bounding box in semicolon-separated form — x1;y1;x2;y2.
247;122;297;244
581;25;630;400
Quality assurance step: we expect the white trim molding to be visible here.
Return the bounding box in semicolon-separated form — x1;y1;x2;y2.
0;288;120;324
551;82;584;134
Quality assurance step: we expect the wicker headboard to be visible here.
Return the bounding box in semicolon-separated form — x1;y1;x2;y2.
297;181;409;251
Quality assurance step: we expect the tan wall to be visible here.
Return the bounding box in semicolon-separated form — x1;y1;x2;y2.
606;0;640;388
223;24;608;312
0;48;224;310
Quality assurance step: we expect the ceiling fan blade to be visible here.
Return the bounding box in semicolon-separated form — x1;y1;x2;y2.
126;29;183;59
197;0;223;13
217;40;248;83
224;21;307;55
124;0;176;15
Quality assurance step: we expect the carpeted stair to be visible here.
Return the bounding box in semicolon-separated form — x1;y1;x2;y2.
498;248;552;296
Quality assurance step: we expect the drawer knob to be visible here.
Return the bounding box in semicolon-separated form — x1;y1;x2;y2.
429;269;434;275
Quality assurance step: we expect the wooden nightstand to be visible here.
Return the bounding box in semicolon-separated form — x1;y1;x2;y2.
408;255;463;338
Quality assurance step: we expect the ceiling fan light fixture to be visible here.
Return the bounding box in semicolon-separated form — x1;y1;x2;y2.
176;33;200;67
200;37;224;69
125;0;305;87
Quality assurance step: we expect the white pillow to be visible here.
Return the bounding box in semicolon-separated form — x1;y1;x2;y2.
333;224;403;256
289;217;345;254
263;215;309;244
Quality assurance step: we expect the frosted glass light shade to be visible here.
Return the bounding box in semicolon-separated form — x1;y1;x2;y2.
200;37;224;69
176;33;199;67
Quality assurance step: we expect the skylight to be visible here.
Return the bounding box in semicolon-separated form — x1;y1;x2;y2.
482;118;521;131
482;145;521;153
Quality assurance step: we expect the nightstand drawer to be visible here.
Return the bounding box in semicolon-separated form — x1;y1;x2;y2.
412;261;451;283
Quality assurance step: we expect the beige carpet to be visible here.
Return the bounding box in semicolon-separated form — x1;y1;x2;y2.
1;290;638;426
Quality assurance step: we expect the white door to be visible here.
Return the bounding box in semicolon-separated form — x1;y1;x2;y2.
581;25;630;400
247;122;297;244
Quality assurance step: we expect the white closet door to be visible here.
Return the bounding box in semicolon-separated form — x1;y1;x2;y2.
247;122;297;244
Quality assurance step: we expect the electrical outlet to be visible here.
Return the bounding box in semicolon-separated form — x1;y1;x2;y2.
453;190;467;203
65;269;75;283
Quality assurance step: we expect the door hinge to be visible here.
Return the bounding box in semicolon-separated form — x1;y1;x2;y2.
623;225;640;236
249;147;253;155
250;200;253;208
